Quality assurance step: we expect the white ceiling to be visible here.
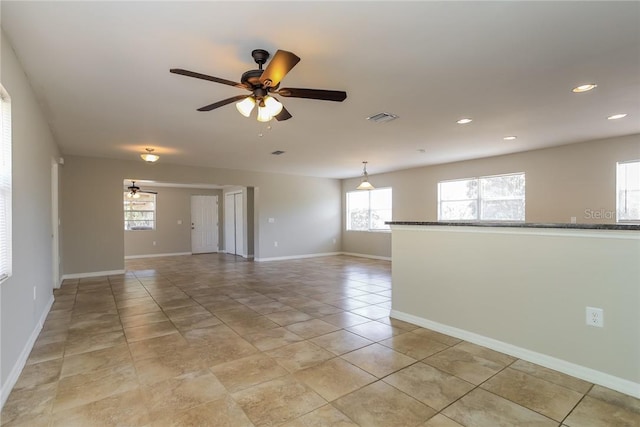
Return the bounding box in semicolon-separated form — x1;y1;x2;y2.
2;1;639;179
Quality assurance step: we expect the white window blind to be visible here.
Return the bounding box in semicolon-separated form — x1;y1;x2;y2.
124;192;156;230
0;85;12;282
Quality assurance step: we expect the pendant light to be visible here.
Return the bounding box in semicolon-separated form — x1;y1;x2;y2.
356;161;375;190
140;148;159;163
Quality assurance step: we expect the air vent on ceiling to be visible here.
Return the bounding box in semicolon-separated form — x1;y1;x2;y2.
271;150;285;155
366;112;399;123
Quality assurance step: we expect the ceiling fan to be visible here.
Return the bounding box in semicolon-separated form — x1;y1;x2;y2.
126;181;157;199
170;49;347;122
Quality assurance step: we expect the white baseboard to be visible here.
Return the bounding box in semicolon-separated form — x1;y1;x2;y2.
61;269;125;280
341;252;392;261
255;252;342;262
1;295;54;409
391;309;640;399
124;252;191;260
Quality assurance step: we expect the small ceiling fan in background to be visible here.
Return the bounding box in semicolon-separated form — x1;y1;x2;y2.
126;181;157;199
170;49;347;122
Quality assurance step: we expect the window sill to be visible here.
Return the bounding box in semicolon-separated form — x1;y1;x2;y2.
346;229;391;233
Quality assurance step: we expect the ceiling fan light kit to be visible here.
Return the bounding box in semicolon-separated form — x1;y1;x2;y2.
140;148;159;163
357;161;375;190
171;48;347;123
236;96;256;117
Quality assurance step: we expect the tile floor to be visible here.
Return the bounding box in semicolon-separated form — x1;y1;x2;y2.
2;254;639;426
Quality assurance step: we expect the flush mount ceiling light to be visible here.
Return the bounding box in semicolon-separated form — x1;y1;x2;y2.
572;84;597;93
140;148;159;163
607;113;628;120
356;161;375;190
456;118;473;124
503;136;517;141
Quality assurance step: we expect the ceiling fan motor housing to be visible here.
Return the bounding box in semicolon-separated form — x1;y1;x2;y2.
241;69;264;87
251;49;270;67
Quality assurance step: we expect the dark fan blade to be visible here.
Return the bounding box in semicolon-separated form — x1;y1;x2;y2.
277;88;347;102
197;95;249;112
274;106;292;121
170;69;247;89
139;190;158;195
259;50;300;88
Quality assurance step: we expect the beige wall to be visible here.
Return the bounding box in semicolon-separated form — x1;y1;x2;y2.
124;186;223;257
391;225;640;395
1;32;61;396
61;155;342;274
343;134;640;257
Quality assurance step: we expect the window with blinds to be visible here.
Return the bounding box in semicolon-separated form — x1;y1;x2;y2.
0;85;12;282
617;160;640;222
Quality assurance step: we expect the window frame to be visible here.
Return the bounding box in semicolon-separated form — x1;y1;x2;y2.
0;84;11;283
123;191;157;231
346;187;393;232
616;160;640;223
438;172;526;222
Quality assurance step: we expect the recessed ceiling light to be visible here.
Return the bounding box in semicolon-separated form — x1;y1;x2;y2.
457;118;472;124
417;148;426;153
607;113;627;120
503;136;517;141
572;84;597;93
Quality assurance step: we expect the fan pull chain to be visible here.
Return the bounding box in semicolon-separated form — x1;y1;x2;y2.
258;121;273;137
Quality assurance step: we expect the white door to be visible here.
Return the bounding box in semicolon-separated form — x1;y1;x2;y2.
191;195;219;254
51;161;60;288
234;193;244;256
224;192;244;256
224;193;236;254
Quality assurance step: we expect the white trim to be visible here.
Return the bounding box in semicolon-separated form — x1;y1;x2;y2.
341;252;391;261
124;252;191;260
1;295;54;408
255;252;342;262
390;224;640;240
61;269;125;280
391;309;640;399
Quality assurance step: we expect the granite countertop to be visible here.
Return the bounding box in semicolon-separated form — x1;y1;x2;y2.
385;221;640;231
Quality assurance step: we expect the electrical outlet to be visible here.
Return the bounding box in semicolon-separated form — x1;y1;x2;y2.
153;241;156;246
274;241;278;247
586;307;604;327
33;286;36;300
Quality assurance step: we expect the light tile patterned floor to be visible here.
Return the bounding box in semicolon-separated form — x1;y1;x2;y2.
2;254;639;426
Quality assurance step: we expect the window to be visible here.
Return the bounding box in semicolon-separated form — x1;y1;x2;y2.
617;160;640;222
438;172;525;221
124;192;156;230
0;85;11;282
346;188;392;231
